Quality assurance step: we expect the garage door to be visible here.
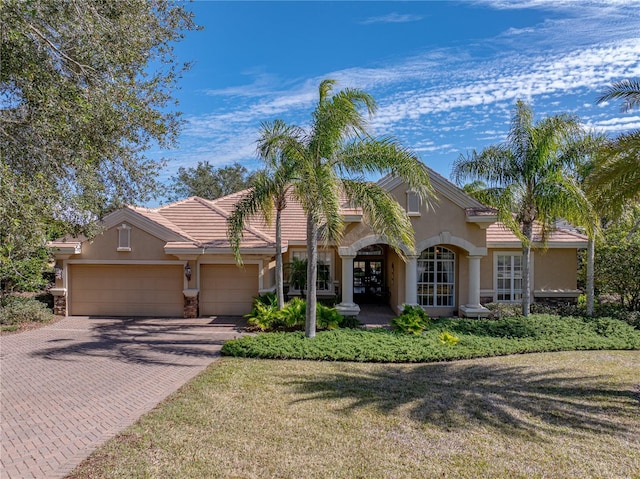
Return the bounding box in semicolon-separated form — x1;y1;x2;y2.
200;264;258;316
69;264;183;317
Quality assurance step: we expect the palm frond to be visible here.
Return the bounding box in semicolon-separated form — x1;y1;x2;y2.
596;78;640;112
341;180;415;259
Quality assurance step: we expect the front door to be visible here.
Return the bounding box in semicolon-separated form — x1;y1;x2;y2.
353;260;384;304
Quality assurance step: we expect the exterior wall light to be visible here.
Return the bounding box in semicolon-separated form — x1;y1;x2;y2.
184;263;192;281
54;263;63;280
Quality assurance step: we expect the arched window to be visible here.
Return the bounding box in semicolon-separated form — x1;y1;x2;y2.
417;246;455;307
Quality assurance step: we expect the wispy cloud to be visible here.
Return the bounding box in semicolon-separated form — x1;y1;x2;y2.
360;13;423;25
166;1;640;185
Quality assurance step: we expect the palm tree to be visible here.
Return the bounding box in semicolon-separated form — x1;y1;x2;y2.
452;100;595;316
227;120;298;310
587;79;640;211
260;79;433;338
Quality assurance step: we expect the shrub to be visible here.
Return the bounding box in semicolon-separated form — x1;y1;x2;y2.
339;315;362;329
0;296;54;326
484;302;523;319
439;330;460;346
391;305;431;335
317;303;342;330
222;314;640;362
279;297;305;329
245;296;281;331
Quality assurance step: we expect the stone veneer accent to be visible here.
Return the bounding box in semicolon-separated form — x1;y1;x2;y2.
534;296;579;307
183;293;199;318
53;295;66;316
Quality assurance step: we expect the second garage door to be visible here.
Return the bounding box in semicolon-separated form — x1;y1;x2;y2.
200;264;258;316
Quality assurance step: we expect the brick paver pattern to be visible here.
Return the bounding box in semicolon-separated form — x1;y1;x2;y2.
0;315;245;479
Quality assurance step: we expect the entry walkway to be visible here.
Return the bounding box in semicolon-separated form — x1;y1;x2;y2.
358;303;396;328
0;315;246;479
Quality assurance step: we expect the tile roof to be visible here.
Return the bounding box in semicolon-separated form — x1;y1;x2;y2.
486;222;588;245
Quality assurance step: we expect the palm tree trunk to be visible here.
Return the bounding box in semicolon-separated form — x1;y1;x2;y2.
522;222;533;317
305;213;318;338
275;207;284;310
586;236;595;317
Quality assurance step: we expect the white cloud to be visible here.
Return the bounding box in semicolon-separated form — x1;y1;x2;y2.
360;13;423;25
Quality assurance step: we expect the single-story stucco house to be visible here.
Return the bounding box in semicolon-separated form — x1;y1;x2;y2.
49;167;587;319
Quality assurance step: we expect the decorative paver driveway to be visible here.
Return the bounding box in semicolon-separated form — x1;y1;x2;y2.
0;315;246;479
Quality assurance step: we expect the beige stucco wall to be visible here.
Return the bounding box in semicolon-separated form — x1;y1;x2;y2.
389;183;487;250
481;247;580;302
534;248;578;291
72;225;175;261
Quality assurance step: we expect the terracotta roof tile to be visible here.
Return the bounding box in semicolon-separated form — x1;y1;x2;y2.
487;222;588;245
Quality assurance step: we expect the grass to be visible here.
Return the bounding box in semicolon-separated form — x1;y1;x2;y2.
68;351;640;478
221;314;640;362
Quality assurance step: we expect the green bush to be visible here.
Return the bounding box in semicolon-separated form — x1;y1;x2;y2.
391;305;431;335
0;296;54;326
279;297;306;328
484;302;523;319
317;303;342;330
222;314;640;362
245;296;346;332
245;295;281;331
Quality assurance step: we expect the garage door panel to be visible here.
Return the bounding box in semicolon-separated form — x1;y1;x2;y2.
70;265;183;317
201;264;258;316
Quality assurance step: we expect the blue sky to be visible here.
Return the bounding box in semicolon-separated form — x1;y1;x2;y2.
152;0;640;204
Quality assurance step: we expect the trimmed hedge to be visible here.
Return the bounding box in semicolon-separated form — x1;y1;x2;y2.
221;314;640;363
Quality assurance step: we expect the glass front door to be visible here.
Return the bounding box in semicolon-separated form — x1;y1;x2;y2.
353;260;384;304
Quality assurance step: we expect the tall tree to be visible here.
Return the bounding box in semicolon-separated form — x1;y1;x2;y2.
258;79;433;338
1;0;197;290
228;121;298;309
587;79;640;210
452;100;595;316
169;161;256;201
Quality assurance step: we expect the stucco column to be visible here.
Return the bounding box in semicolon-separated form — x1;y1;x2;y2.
467;255;482;308
336;254;360;316
404;255;419;306
460;255;490;318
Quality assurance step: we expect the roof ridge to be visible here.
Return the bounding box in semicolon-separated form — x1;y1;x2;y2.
193;196;276;245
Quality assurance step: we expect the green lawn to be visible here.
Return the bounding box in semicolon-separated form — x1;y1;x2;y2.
69;351;640;479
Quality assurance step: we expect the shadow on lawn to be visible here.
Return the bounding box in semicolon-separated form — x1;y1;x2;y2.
287;360;639;438
30;316;248;366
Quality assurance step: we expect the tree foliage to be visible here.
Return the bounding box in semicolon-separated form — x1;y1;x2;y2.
253;79;433;337
169;161;257;201
595;206;640;311
0;0;197;292
452;100;595;316
587;78;640;211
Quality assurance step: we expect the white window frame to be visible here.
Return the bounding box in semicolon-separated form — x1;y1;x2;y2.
406;190;421;216
493;251;534;302
417;246;455;307
289;249;333;293
117;224;131;252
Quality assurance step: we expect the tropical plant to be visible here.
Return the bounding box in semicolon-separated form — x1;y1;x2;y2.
228;122;300;309
244;294;281;331
587;79;640;211
391;305;432;335
285;257;309;297
452;100;595;316
279;297;306;329
256;79;434;338
316;303;343;330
